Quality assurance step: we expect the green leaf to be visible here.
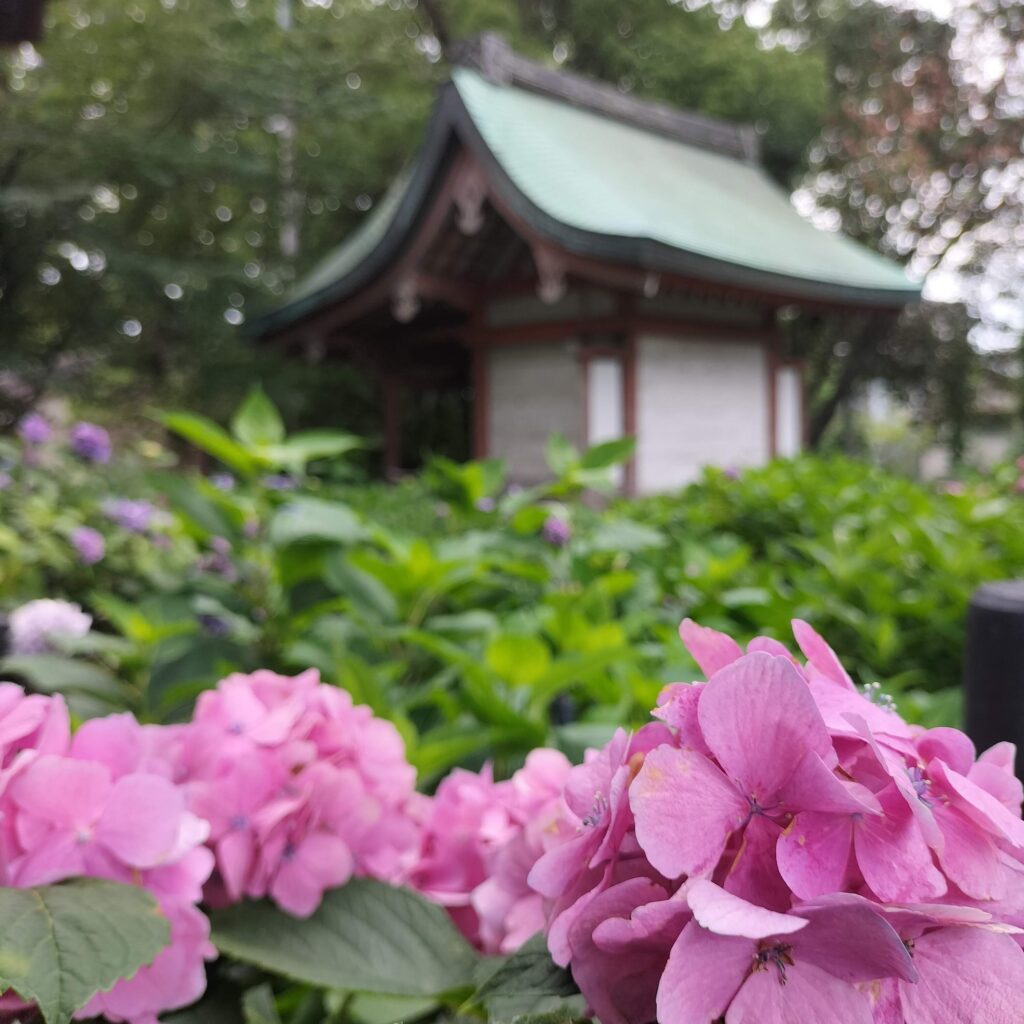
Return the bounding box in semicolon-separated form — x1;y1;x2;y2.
581;520;666;553
411;726;500;781
323;552;399;621
242;984;283;1024
471;934;583;1023
151;472;237;538
579;437;635;470
0;878;170;1024
268;498;368;547
264;431;362;471
231;386;285;447
545;434;578;476
162;412;258;477
486;634;552;687
347;993;439;1024
0;654;125;700
210;880;480;999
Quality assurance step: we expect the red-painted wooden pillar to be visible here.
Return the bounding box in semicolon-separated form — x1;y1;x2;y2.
381;376;402;480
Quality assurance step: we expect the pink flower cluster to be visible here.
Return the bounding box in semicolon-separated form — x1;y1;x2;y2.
0;685;215;1024
174;669;422;917
527;619;1024;1024
411;748;573;953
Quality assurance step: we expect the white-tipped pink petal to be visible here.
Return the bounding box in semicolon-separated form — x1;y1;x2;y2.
686;879;807;939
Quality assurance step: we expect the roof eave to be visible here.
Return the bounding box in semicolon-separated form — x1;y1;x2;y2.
446;95;920;312
255;82;919;338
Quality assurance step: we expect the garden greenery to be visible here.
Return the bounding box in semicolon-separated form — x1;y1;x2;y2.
1;390;1024;1022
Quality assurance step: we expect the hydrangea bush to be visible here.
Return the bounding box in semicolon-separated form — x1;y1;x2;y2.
1;615;1022;1024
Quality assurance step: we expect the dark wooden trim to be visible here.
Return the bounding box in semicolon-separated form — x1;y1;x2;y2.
468;314;489;459
766;335;780;460
381;376;403;480
481;316;771;348
623;330;638;497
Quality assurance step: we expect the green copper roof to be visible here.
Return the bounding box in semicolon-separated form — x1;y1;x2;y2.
451;68;914;295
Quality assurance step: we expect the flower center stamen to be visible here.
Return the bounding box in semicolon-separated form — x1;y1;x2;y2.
753;943;795;985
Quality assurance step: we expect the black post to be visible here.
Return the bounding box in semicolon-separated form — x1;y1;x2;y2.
965;581;1024;778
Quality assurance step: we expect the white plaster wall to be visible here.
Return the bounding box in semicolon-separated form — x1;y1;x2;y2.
636;336;770;493
775;364;803;458
488;342;583;483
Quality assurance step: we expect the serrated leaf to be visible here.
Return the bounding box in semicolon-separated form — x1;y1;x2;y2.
0;878;170;1024
211;880;480;999
471;934;583;1023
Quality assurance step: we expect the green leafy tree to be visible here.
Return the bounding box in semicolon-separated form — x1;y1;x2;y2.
0;0;435;428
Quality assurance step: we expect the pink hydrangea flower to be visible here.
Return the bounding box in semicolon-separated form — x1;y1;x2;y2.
178;669;421;917
411;749;573;953
530;618;1024;1024
0;696;214;1024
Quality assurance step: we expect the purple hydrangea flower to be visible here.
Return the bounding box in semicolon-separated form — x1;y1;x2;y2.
723;465;741;480
261;474;295;491
71;526;106;565
476;497;496;513
70;422;112;464
197;536;237;580
542;514;572;547
198;613;231;638
8;599;92;655
0;471;11;491
17;412;52;446
210;473;235;491
103;497;158;533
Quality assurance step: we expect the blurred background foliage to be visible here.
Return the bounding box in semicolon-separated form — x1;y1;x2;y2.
2;0;1022;455
7;388;1023;779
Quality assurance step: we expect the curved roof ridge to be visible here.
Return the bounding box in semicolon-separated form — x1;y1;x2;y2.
451;32;759;163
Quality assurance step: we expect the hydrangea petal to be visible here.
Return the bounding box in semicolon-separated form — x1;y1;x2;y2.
793;903;917;984
686;879;806;939
657;922;752;1024
726;961;873;1024
854;787;947;902
97;774;186;868
792;619;856;690
678;619;743;678
631;746;748;879
698;652;833;803
899;927;1024;1024
777;812;854;899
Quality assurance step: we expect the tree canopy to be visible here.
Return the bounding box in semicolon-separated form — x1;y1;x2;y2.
2;0;1018;451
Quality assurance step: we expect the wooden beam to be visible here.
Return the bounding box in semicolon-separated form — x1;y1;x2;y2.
381;376;403;480
480;315;774;347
